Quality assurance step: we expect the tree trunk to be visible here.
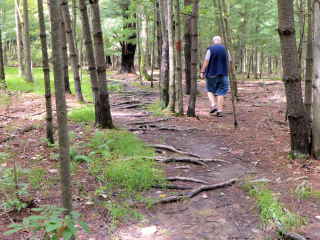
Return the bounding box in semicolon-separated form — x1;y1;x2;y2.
223;0;238;97
79;0;101;125
49;0;73;217
175;0;183;116
61;0;84;102
150;0;156;87
15;0;23;77
312;0;320;158
37;0;54;144
60;7;72;94
168;0;175;111
297;0;306;79
304;0;313;131
89;0;114;129
187;0;198;117
159;0;170;108
0;29;5;86
253;25;258;79
140;5;151;81
156;2;162;70
260;50;264;79
23;0;33;82
277;0;310;154
184;0;192;95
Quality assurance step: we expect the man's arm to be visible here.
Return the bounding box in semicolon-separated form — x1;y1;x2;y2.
200;60;209;79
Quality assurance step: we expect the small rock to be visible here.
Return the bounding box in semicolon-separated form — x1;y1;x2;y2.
49;169;59;173
202;194;208;199
251;228;260;233
141;226;157;235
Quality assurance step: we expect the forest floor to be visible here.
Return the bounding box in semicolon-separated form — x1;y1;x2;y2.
1;71;320;240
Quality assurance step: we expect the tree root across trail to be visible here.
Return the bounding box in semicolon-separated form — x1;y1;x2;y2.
151;178;238;204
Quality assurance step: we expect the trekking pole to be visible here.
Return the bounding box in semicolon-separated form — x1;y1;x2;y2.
217;0;238;127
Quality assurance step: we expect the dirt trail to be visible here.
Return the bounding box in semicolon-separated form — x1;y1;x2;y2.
1;76;320;240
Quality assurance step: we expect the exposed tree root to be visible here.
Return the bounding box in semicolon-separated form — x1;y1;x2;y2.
115;104;144;109
152;178;238;204
276;220;306;240
151;144;201;158
111;100;142;106
154;156;207;168
167;177;210;185
268;112;288;125
0;114;19;118
152;184;194;190
125;117;174;126
200;158;231;164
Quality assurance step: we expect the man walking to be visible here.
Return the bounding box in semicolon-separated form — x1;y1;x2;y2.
200;36;229;117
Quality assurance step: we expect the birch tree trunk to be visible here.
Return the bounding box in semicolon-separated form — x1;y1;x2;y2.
79;0;101;125
159;0;170;109
187;0;198;117
312;1;320;158
304;0;313;130
60;7;72;94
23;0;33;82
184;0;192;95
140;5;151;81
49;0;73;217
175;0;183;115
89;0;114;129
168;0;175;111
15;0;23;77
277;0;310;154
37;0;54;144
156;2;162;70
253;25;258;79
0;29;5;84
61;0;84;102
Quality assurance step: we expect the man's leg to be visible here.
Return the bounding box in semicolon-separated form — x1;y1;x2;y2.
207;91;215;107
217;95;224;111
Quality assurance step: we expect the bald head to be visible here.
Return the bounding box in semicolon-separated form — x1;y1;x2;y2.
213;36;221;44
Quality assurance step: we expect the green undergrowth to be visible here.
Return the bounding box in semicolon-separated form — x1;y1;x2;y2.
148;99;171;116
68;105;95;123
243;180;307;232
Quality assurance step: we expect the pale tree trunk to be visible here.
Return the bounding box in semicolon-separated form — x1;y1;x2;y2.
79;36;83;83
213;0;222;37
184;0;192;95
159;0;170;108
156;2;162;69
260;50;264;79
23;0;33;82
312;1;320;158
297;0;306;79
60;7;72;94
168;0;175;111
37;0;54;144
61;0;84;102
89;0;114;129
150;0;156;87
223;0;238;97
79;0;101;125
277;0;310;154
304;0;313;130
187;0;198;117
15;0;23;77
49;0;73;217
253;25;258;79
140;5;151;81
0;29;5;86
175;0;183;115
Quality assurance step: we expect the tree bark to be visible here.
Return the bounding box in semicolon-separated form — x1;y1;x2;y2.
79;0;101;125
277;0;310;154
253;25;258;79
49;0;73;217
187;0;198;117
37;0;54;144
0;29;5;86
304;0;313;131
61;0;84;102
23;0;33;82
168;0;175;111
159;0;170;108
15;0;24;77
60;7;72;94
89;0;114;129
184;0;192;95
312;1;320;158
175;0;183;116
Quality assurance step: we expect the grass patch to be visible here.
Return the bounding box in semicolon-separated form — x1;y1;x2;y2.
243;180;306;231
148;99;170;117
68;105;95;123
